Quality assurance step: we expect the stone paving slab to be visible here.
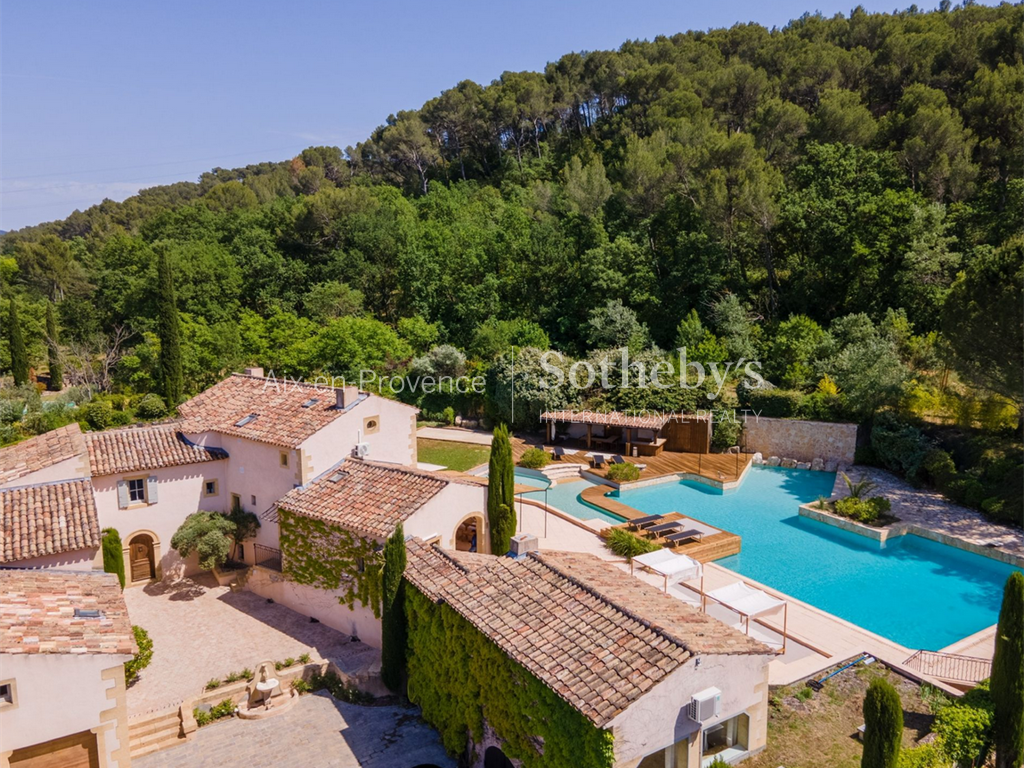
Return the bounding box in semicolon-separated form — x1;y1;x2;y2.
135;692;455;768
124;574;380;717
834;467;1023;564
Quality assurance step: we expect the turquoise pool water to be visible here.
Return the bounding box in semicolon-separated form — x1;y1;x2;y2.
516;472;624;525
613;466;1021;650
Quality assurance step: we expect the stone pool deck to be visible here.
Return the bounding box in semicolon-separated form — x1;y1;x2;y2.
832;467;1024;567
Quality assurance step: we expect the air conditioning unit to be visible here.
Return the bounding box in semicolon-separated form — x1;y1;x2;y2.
354;442;370;458
688;687;721;722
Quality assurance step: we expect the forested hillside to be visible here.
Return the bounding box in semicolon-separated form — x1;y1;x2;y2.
2;4;1022;518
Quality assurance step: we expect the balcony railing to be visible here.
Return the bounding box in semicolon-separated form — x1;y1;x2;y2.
904;650;992;684
253;544;283;572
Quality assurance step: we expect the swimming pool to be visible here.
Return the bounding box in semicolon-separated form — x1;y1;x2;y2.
515;472;624;525
612;466;1021;650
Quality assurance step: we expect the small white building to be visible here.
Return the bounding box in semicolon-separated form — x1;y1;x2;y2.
0;570;135;768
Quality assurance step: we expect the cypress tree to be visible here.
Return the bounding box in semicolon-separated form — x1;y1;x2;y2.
861;677;903;768
993;571;1024;768
487;424;516;555
156;250;183;406
8;298;29;387
101;528;125;589
45;301;63;391
381;522;407;693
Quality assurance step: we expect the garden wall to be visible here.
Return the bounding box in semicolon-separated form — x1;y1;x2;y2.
743;417;857;464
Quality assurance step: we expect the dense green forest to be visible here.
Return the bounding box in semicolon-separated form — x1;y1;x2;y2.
2;4;1021;520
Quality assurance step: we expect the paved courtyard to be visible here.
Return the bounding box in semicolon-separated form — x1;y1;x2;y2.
135;692;454;768
124;574;380;717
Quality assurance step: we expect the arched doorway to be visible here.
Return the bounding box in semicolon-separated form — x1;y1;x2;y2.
484;747;514;768
454;515;482;552
128;533;156;583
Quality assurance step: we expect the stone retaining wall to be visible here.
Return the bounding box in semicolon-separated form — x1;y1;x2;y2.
743;417;857;464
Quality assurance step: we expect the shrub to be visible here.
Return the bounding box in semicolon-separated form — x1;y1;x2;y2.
922;449;957;489
298;653;311;664
743;387;803;418
711;410;742;451
442;406;455;426
206;678;221;690
170;508;259;571
193;699;236;727
101;528;125;589
283;657;295;668
933;696;993;767
124;626;153;685
193;708;211;727
135;393;167;419
307;671;373;704
108;409;134;427
81;401;113;430
606;462;641;483
604;528;659;561
240;667;253;679
518;447;551;469
871;413;930;482
291;678;311;694
225;671;241;683
897;745;944;768
834;496;893;525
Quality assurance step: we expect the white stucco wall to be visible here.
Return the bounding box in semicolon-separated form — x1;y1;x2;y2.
0;653;131;765
93;461;228;580
297;395;418;483
0;455;90;490
609;652;771;767
3;548;99;571
405;482;489;553
245;566;383;647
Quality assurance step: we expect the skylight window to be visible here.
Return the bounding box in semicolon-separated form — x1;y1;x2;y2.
74;608;103;619
234;414;258;427
301;398;320;408
329;470;349;483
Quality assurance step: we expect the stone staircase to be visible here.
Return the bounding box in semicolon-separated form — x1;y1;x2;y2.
540;463;582;482
128;708;186;759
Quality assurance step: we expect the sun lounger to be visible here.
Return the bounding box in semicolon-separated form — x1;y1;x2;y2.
664;529;704;546
590;453;609;468
551;446;577;460
627;514;664;531
609;454;626;464
646;521;683;537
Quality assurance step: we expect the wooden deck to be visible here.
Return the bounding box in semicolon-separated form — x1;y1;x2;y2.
512;436;752;485
597;510;742;563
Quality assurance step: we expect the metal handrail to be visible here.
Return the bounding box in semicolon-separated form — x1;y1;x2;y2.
253;543;283;572
904;650;992;683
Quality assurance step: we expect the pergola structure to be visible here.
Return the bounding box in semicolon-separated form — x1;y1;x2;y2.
540;409;673;456
704;581;789;652
630;548;703;593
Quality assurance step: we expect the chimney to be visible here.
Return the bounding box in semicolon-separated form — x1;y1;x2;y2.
507;533;539;559
336;385;360;410
243;367;264;378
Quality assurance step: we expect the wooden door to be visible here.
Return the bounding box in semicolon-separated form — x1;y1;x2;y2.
10;730;99;768
130;539;153;582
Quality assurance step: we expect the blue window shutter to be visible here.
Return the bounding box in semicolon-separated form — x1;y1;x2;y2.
147;475;159;504
116;480;129;509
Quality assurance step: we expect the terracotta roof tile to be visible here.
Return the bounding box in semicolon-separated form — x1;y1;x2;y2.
0;423;86;486
178;374;414;448
405;540;770;726
1;479;100;564
274;460;448;539
86;425;227;477
0;570;135;656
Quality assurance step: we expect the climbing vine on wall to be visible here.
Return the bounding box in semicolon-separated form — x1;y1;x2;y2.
405;587;615;768
278;510;383;617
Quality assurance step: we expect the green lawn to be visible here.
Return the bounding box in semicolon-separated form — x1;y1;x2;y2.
417;438;490;472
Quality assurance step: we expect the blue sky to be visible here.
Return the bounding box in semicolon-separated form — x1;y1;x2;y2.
0;0;987;231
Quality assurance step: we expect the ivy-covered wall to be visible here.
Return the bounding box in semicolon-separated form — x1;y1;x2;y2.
278;510;383;616
405;586;615;768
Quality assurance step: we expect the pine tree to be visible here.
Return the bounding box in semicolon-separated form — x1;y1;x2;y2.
381;522;407;693
8;298;29;387
861;677;903;768
993;571;1024;768
156;250;183;406
45;301;63;391
487;424;516;555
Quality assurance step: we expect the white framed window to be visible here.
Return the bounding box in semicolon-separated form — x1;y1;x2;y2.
127;477;146;504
